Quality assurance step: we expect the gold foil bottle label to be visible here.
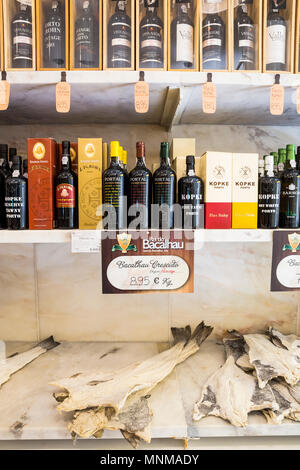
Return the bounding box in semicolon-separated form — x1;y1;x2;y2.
56;81;71;113
0;80;10;111
202;82;216;114
270;84;284;115
135;80;149;113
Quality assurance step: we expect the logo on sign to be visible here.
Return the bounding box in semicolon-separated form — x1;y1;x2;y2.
282;232;300;253
112;233;137;254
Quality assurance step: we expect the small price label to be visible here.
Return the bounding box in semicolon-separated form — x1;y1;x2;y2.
270;84;284;115
134;80;149;113
202;82;216;114
56;81;71;113
72;231;101;253
0;80;10;111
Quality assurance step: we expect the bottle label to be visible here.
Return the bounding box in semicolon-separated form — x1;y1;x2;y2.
75;27;93;48
111;21;131;64
140;23;163;64
12;19;32;61
202;23;223;64
130;175;149;206
5;196;25;220
103;174;124;208
176;23;193;63
56;183;75;208
266;24;286;65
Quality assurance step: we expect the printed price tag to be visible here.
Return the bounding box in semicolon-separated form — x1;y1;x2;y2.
202;82;216;114
72;231;101;253
271;231;300;291
0;80;10;111
270;84;284;115
56;81;71;113
17;0;32;5
296;86;300;114
134;80;149;113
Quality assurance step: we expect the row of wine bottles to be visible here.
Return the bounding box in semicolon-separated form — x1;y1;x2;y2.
7;0;299;72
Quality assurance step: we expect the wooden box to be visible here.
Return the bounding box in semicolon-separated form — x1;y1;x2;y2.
136;0;167;70
70;0;102;70
36;0;69;70
103;0;135;70
168;0;199;71
263;0;295;74
294;0;300;72
3;0;36;71
231;0;262;72
200;0;230;72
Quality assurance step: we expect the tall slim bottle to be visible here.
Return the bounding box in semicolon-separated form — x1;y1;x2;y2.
43;0;65;68
11;2;33;68
202;0;225;70
234;1;255;71
153;142;176;229
266;0;287;71
258;155;281;229
0;145;11;229
5;156;27;230
107;0;131;68
178;155;204;229
139;0;164;68
55;141;78;229
129;141;152;229
280;144;300;228
171;0;194;69
75;0;99;68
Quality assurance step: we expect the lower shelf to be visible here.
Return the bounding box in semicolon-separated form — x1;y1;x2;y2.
0;340;299;442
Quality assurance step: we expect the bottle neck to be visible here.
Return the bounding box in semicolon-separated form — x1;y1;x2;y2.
160;153;170;166
265;165;274;177
116;1;126;13
186;163;195;176
110;156;120;166
61;154;71;171
137;156;146;166
11;163;21;177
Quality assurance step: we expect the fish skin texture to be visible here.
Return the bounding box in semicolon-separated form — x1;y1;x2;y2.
269;328;300;352
223;331;254;372
263;380;300;424
288;381;300;403
193;356;278;427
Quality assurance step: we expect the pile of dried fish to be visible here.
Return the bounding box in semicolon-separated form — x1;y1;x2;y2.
52;321;213;447
193;327;300;428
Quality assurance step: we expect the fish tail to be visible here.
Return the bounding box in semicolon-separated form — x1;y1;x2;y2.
37;336;60;351
171;325;192;345
190;322;213;347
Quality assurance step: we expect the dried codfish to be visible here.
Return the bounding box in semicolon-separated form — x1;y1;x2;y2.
193;356;278;427
0;336;59;388
287;381;300;403
223;331;253;372
244;333;300;388
268;328;300;352
263;380;300;425
51;322;213;414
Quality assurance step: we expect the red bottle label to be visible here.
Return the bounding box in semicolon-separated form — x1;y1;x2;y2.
56;184;75;208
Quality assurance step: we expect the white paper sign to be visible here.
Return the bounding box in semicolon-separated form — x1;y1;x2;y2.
276;255;300;288
71;231;101;253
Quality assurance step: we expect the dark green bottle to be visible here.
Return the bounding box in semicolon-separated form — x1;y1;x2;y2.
279;144;300;228
153;142;176;228
277;148;286;178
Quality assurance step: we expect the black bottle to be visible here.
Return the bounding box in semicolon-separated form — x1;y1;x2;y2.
43;0;65;68
102;141;127;229
9;148;17;170
266;0;286;71
234;2;255;70
11;2;32;69
258;155;281;229
280;144;300;228
140;0;164;68
296;146;300;173
153;142;176;229
202;1;225;70
129;141;152;229
0;145;11;229
178;155;204;229
171;0;194;69
108;0;131;68
22;159;28;179
55;141;78;229
5;156;27;230
75;0;99;68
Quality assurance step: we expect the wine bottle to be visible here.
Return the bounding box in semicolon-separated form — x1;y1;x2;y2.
5;156;27;230
0;144;10;229
22;159;28;179
296;146;300;173
277;147;286;179
11;2;33;69
258;154;281;229
153;142;176;229
107;0;131;68
202;0;225;70
266;0;287;71
234;1;255;70
43;0;65;68
129;141;152;229
9;148;17;170
140;0;164;68
170;0;194;69
55;141;78;229
178;155;204;229
280;144;300;228
75;0;99;68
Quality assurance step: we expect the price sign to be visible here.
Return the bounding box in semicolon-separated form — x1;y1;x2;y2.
270;83;284;115
56;81;70;113
134;80;149;113
271;231;300;291
202;81;216;114
102;230;194;294
0;80;10;111
72;231;101;253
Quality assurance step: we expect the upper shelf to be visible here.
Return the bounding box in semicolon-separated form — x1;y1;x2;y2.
2;71;300;129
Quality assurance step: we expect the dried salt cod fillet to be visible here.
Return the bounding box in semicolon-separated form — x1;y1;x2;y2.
244;334;300;388
268;328;300;352
51;322;213;414
263;380;300;425
287;381;300;403
0;336;59;388
223;331;253;372
193;356;278;427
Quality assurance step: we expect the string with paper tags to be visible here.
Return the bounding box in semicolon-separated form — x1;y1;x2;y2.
56;72;71;113
270;74;284;116
134;71;149;114
0;72;10;111
202;73;216;114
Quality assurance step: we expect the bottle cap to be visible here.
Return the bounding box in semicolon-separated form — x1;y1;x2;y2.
9;148;17;161
119;146;123;163
62;141;70;155
186;155;195;166
83;0;90;8
123;150;127;165
160;142;170;158
0;144;8;157
136;141;145;158
265;155;274;166
297;146;300;155
286;144;295;160
12;155;22;167
110;141;119;158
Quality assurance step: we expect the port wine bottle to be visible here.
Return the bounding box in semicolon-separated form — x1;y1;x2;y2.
202;0;225;70
55;141;78;229
43;0;65;68
129;141;152;229
171;0;194;69
153;142;176;229
266;0;287;71
9;148;17;170
258;155;281;229
5;156;27;230
139;0;164;68
107;0;131;68
11;2;33;68
0;145;11;229
75;0;99;68
280;144;300;228
178;155;204;229
234;1;255;70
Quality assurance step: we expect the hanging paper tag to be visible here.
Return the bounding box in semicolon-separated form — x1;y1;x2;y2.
0;80;10;111
296;86;300;115
270;84;284;115
135;80;149;113
56;81;70;113
202;82;216;114
17;0;32;5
